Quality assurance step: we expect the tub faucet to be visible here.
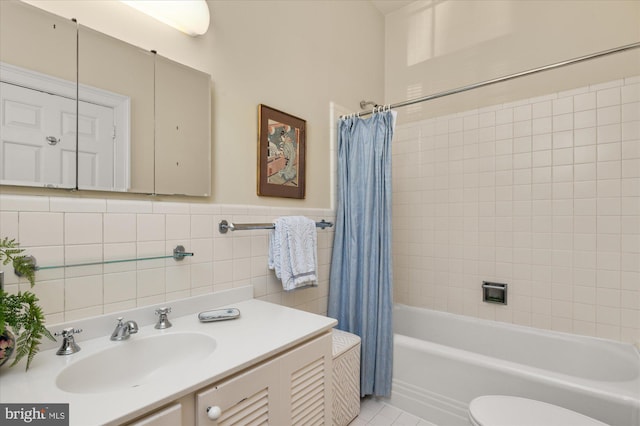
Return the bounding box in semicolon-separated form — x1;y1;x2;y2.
110;317;138;341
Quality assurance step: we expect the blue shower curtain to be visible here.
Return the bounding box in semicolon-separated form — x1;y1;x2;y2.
328;110;395;397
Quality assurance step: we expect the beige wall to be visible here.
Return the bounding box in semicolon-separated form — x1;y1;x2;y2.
1;1;383;322
22;0;385;209
385;0;640;123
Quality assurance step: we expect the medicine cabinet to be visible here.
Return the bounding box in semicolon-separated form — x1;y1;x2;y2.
0;0;211;196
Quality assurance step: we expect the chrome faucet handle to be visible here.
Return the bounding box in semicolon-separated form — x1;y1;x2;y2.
155;307;171;315
154;306;172;329
54;327;82;355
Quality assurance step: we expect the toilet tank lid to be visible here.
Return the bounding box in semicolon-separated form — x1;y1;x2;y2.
468;395;609;426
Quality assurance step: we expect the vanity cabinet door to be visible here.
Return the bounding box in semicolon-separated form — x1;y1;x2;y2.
280;332;333;425
195;332;332;425
196;358;280;425
126;402;182;426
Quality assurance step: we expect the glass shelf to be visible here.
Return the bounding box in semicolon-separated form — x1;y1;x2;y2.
26;245;193;272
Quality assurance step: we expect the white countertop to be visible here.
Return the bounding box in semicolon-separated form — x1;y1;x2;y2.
0;297;337;425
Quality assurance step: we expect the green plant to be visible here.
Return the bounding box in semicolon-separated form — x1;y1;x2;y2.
0;237;54;370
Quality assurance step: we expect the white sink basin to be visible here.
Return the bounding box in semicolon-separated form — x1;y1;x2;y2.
56;332;217;394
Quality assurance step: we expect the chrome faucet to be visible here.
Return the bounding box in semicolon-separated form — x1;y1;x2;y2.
154;307;172;329
54;328;82;355
110;317;139;341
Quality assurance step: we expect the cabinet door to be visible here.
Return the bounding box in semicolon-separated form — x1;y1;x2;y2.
196;359;280;426
0;0;77;189
78;24;155;193
127;402;182;426
196;333;332;426
0;0;76;83
280;333;332;425
154;55;211;196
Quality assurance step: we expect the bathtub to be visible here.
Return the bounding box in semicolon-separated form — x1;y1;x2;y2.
389;305;640;426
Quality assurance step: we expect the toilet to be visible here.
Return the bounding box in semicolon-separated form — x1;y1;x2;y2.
468;395;609;426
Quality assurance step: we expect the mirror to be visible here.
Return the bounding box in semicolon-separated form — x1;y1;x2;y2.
0;1;211;196
0;0;77;189
78;25;155;193
155;56;211;196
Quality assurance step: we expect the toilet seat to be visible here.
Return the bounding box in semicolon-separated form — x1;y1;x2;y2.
468;395;608;426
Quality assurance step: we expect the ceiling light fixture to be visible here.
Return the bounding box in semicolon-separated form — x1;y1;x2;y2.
121;0;210;36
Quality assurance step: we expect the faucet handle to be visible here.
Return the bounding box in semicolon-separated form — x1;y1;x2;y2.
54;328;82;355
154;306;172;329
54;327;83;338
155;307;171;316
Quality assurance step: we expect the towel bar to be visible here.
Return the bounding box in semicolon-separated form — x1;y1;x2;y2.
218;219;333;234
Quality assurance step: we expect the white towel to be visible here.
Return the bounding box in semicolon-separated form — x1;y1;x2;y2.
268;216;318;291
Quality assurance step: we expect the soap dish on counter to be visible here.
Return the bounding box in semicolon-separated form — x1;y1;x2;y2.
198;308;240;322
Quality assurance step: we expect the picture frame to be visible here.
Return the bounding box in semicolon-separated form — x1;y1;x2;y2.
257;104;306;199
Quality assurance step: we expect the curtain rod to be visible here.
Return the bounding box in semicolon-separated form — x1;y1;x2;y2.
354;41;640;118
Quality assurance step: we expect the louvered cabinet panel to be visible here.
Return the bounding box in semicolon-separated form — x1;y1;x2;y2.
196;359;279;426
281;333;333;425
195;332;332;426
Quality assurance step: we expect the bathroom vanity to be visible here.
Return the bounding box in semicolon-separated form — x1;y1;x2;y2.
0;289;337;425
128;331;331;425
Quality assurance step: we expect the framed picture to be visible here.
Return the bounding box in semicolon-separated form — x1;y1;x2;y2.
257;104;306;199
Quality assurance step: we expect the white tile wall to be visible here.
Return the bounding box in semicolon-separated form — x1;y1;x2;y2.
393;76;640;345
0;196;334;324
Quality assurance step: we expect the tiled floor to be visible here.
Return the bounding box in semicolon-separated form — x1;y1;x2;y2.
349;397;437;426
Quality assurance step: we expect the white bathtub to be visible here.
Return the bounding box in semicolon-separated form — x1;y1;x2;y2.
389;305;640;426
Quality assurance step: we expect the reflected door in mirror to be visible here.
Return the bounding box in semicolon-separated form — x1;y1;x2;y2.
0;82;76;187
77;101;117;190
